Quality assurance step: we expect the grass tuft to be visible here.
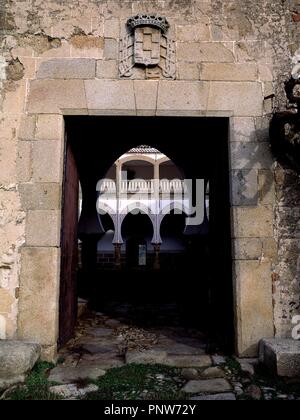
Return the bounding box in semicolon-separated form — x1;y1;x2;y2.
85;364;185;400
4;362;61;401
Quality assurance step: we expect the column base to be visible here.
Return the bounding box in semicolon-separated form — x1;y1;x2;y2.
153;244;161;270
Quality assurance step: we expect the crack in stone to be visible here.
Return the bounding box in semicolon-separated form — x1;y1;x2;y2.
0;184;17;192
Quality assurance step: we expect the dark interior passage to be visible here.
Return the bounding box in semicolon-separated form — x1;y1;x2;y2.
61;116;234;354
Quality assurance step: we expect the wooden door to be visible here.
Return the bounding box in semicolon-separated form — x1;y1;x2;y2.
59;138;79;347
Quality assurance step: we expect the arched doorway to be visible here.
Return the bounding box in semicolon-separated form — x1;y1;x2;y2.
60;116;233;353
122;211;153;269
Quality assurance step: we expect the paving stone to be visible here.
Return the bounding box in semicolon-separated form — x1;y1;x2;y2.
212;355;227;366
88;328;115;338
245;384;262;400
165;355;212;368
61;354;81;367
182;378;232;394
49;383;99;399
240;362;255;376
126;350;168;365
190;393;236;400
105;319;123;329
153;342;205;355
48;366;106;384
79;356;124;370
80;343;117;355
76;338;120;349
234;384;244;396
200;367;226;379
181;368;200;380
46;312;299;401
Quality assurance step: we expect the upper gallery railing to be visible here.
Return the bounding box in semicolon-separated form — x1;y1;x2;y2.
98;179;187;195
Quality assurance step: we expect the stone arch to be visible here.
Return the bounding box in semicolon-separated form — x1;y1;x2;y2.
120;201;154;216
118;155;157;166
157;156;170;165
160;201;191;219
96;199;116;215
119;202;156;244
96;200;117;226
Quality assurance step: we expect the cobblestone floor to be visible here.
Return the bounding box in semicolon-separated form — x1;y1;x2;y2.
45;306;300;401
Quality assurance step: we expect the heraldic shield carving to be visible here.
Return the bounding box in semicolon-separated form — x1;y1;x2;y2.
119;14;176;79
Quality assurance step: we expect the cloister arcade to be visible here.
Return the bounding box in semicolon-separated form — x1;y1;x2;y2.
95;145;208;267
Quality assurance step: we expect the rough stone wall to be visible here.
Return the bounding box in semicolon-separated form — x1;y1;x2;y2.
271;1;300;339
1;1;298;105
274;165;300;337
0;0;299;353
0;0;26;340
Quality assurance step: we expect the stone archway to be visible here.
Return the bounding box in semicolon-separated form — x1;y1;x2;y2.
16;80;274;361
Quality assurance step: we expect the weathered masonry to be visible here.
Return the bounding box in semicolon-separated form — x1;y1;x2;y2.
0;0;300;361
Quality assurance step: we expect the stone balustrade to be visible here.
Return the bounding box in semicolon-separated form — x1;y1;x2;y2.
98;179;187;194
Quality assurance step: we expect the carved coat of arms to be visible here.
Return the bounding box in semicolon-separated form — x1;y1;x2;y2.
119;14;176;80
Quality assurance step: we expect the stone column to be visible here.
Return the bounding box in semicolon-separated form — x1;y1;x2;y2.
153;162;160;242
153;243;161;270
115;161;122;243
154;161;160;184
153;162;162;269
114;162;122;268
